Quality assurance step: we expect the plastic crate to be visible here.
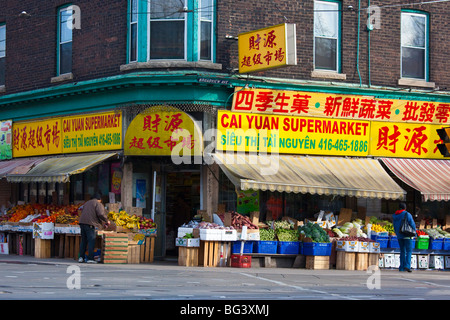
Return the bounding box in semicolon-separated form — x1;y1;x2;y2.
374;236;389;248
429;238;444;250
277;241;300;254
388;236;399;248
232;241;253;254
416;236;429;250
230;254;251;268
302;242;332;256
253;241;277;254
444;238;450;251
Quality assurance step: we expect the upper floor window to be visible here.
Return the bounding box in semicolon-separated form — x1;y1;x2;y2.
0;24;5;86
58;6;73;75
127;0;216;64
314;0;340;72
401;11;428;80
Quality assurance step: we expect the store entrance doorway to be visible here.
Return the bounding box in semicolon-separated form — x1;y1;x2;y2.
164;168;201;257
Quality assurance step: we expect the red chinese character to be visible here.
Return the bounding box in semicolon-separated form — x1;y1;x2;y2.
377;125;400;153
375;100;393;120
28;128;36;149
36;126;44;149
359;99;376;119
341;98;360;118
241;56;252;68
324;96;342;117
273;92;290;113
402;101;420;121
404;126;428;155
274;48;285;62
263;30;276;48
255;91;274;112
290;94;311;114
263;51;273;65
13;129;20;151
129;137;145;149
164;113;183;132
181;135;195;150
249;34;261;50
164;137;178;151
52;122;60;148
20;126;28;151
44;124;52;151
234;90;255;111
143;114;161;133
147;136;163;149
252;53;263;65
418;102;435;122
435;104;450;123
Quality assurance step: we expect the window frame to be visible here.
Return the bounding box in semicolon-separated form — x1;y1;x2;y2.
198;0;214;62
0;24;5;86
313;0;341;73
57;5;73;76
400;10;429;81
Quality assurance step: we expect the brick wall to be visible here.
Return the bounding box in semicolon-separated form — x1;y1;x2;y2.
0;0;449;95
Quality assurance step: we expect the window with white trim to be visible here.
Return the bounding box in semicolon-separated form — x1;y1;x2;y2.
58;6;73;75
314;0;340;72
401;11;428;80
0;24;5;86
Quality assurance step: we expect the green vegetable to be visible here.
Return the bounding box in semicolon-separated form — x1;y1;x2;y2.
259;228;275;241
298;222;330;243
276;228;299;242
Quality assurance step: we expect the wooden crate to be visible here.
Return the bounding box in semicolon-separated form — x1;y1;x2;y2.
336;251;356;270
178;247;199;267
140;236;155;263
35;239;51;259
127;245;141;264
305;255;330;270
355;253;369;270
199;241;231;267
102;232;128;264
368;253;380;270
64;235;81;259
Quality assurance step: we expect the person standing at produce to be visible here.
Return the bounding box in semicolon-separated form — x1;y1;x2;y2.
78;192;110;263
393;202;416;272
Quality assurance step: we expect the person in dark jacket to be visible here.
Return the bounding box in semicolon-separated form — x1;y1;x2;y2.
392;202;416;272
78;192;110;263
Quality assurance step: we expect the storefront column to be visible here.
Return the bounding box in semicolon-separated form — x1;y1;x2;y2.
121;162;133;208
202;163;219;218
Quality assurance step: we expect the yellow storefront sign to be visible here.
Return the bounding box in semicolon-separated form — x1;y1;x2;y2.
370;121;444;159
13;118;62;157
124;106;203;156
62;111;122;153
217;110;370;156
238;23;297;73
232;87;450;125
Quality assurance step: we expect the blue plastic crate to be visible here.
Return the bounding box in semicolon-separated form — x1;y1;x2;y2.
429;238;444;250
302;242;332;256
277;241;299;254
371;235;389;248
253;241;277;254
444;239;450;251
388;236;399;248
232;241;253;254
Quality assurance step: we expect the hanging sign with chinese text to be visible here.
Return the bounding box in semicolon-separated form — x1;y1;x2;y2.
232;87;450;125
216;110;370;157
238;23;297;73
13;118;62;157
370;121;443;159
124;106;203;156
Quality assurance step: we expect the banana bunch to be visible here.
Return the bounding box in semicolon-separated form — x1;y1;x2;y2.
108;211;140;229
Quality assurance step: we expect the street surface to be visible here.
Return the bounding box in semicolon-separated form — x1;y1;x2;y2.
0;255;448;315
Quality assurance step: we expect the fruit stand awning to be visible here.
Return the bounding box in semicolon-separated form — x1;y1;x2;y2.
0;157;46;178
380;158;450;202
209;153;406;200
6;153;118;183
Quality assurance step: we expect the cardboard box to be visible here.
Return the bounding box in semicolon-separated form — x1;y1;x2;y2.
222;229;237;241
0;242;8;254
175;237;200;247
359;241;369;253
418;255;429;269
429;255;444;269
384;254;395;268
199;229;222;241
369;242;380;253
336;240;359;252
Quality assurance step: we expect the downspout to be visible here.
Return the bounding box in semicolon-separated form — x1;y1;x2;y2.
356;0;362;87
367;0;372;88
